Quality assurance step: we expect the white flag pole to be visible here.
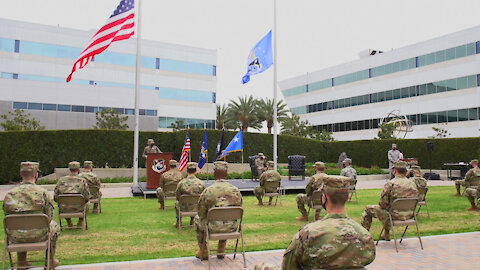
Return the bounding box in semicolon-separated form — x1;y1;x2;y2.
132;0;142;189
273;0;278;171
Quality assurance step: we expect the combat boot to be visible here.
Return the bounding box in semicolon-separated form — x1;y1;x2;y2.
257;199;263;206
268;197;273;205
159;203;165;210
195;243;208;261
17;251;31;268
380;230;391;241
466;202;480;211
453;192;461;196
217;240;227;259
295;214;308;221
190;217;194;226
66;218;74;228
92;204;99;213
76;218;84;229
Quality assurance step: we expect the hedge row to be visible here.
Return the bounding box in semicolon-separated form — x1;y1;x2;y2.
0;130;479;183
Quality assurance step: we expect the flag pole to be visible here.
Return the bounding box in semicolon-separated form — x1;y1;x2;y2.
132;0;142;189
273;0;278;171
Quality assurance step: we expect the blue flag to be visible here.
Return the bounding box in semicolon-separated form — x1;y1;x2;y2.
198;130;208;169
219;130;243;158
242;31;273;84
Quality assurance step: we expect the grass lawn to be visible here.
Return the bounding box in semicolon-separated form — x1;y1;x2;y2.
1;186;479;265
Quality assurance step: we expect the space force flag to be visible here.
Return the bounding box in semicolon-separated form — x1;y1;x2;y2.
219;130;243;159
198;130;208;169
241;30;273;84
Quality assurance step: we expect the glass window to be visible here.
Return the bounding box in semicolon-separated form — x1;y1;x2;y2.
435;50;445;63
425;53;435;65
435;80;447;93
140;56;156;69
437;111;447;123
14;40;20;53
426;83;436;95
417;55;426;67
446;110;457;122
393;89;401;99
58;104;71;111
408;115;417;125
365;120;371;129
125;108;134;115
1;72;14;79
467;42;476;55
456;76;468;89
469;108;478;120
113;108;124;114
372;119;379;129
42;104;56;111
85;106;96;113
344;98;351;107
409;86;417;97
345;122;352;131
427;112;437;124
139;109;146;116
0;38;15;52
27;103;42;110
13;102;27;109
455;45;466;59
371;93;378;103
418;84;427;96
72;105;85;112
467;75;477;88
446;79;457;91
358;120;364;130
385;90;393;101
158;87;214;103
351;121;358;130
401;87;409;98
146;110;156;116
339;122;346;132
420;114;428;125
334;123;340;132
327;101;333;110
458;109;468;121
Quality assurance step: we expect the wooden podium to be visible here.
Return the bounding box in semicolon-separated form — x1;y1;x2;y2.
146;152;173;189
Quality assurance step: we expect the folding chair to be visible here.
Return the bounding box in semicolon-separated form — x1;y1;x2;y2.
205;207;246;270
263;181;282;206
416;187;430;218
176;194;200;232
163;182;178;212
462;179;479;195
88;186;102;214
376;197;423;253
348;179;358;203
57;194;88;232
307;190;324;221
3;214;54;270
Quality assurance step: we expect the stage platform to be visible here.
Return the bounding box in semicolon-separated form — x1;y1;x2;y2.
132;178;307;198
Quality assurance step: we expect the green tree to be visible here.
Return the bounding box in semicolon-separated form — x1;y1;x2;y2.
227;95;262;131
257;98;289;133
311;130;335;142
377;122;396;139
170;120;185;131
280;114;313;138
430;124;451;138
216;104;235;130
94;108;129;130
0;109;44;131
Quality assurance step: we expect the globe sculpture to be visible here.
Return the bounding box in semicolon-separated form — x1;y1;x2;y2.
379;110;414;139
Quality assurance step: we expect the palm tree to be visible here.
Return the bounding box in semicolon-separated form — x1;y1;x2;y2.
227;95;262;131
257;98;289;133
216;104;228;130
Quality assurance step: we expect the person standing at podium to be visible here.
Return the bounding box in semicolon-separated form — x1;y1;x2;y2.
156;160;183;210
143;138;162;167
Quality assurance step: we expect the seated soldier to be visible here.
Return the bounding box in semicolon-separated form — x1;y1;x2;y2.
174;162;205;227
340;158;357;181
361;161;418;241
295;161;327;221
156;160;183;210
194;161;243;261
454;159;480;196
465;184;480;211
253;161;281;206
255;175;375;270
409;165;427;201
54;161;90;228
3;162;60;268
79;161;102;213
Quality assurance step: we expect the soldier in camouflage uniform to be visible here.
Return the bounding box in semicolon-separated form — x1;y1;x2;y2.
454;159;480;196
3;162;61;268
295;161;327;221
465;184;480;211
254;161;281;205
194;161;243;261
174;162;205;227
255;175;375;270
142;138;162;167
255;153;267;178
409;165;427;201
340;158;357;181
54;161;90;229
361;161;418;240
156;160;183;210
79;161;101;213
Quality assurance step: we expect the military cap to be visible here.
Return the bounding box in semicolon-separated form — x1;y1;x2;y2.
393;160;407;169
470;159;479;165
267;161;275;167
258;153;264;157
187;162;197;169
411;165;422;174
68;161;81;170
214;161;228;170
83;161;93;167
169;160;178;166
343;158;352;164
314;161;325;169
321;175;350;192
20;162;39;173
148;138;154;143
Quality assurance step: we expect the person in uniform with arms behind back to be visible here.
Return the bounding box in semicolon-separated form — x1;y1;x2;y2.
54;161;90;228
361;161;418;241
254;161;281;206
79;161;102;213
255;175;375;270
174;162;205;227
255;153;267;178
454;159;480;196
142;138;162;167
156;160;183;210
295;161;327;221
3;162;61;268
388;143;403;179
194;161;243;261
340;158;357;181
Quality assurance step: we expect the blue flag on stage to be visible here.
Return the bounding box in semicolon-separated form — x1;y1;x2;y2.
242;30;273;84
198;130;208;169
219;130;243;158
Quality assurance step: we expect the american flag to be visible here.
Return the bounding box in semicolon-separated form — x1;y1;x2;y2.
178;131;191;172
66;0;135;82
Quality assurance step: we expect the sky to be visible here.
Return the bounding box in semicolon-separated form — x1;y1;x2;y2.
1;0;480;107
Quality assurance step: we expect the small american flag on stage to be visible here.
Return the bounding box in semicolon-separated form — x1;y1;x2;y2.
66;0;135;82
178;131;191;172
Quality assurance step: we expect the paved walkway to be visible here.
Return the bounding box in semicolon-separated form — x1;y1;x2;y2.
53;232;479;269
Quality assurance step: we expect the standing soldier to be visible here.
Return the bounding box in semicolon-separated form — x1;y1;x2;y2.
156;160;183;210
143;138;162;167
194;161;243;261
174;162;205;227
79;161;101;213
254;161;281;206
54;161;90;228
340;158;357;181
3;162;61;268
255;153;267;178
295;162;327;221
387;143;404;179
454;159;480;196
361;161;418;240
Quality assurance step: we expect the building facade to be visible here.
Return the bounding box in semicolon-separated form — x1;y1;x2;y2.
0;19;217;131
279;26;480;141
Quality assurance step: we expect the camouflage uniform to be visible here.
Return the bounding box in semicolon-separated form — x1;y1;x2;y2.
156;160;183;205
79;161;101;200
409;166;427;201
254;263;278;270
455;161;480;194
255;153;267;177
361;161;418;233
340;158;357;181
465;185;480;207
254;161;281;203
296;162;327;217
